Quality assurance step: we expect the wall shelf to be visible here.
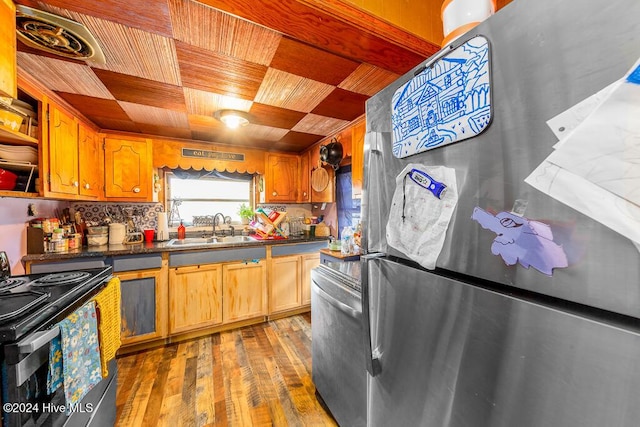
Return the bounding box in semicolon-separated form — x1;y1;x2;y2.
0;127;38;146
0;160;38;194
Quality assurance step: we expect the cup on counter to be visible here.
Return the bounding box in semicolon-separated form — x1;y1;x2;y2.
144;229;155;243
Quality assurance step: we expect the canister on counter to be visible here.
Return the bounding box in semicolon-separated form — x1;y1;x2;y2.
68;234;82;250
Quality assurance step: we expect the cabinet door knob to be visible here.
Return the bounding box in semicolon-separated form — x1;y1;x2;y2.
73;181;79;187
133;187;141;193
303;192;307;197
84;183;90;190
272;191;277;196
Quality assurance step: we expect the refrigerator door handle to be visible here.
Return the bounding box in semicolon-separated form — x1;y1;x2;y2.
361;253;383;377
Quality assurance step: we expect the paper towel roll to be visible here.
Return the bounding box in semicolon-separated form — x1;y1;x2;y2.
157;212;169;241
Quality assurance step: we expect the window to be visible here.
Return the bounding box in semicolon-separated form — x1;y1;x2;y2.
166;172;252;226
336;165;361;238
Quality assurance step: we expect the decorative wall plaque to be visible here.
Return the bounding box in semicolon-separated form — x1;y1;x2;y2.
391;35;492;158
181;148;245;161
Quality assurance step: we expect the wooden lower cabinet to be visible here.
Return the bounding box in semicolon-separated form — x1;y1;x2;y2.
169;264;223;334
222;260;267;323
270;252;320;313
118;267;168;346
301;253;320;306
270;255;302;314
168;259;267;334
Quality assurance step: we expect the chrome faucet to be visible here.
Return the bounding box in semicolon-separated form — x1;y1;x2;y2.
212;212;225;237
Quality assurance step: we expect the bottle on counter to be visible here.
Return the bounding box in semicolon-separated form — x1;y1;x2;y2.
353;222;361;253
281;217;290;238
177;221;186;240
341;226;353;255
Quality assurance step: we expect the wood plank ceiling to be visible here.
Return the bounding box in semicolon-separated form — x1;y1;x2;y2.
14;0;446;152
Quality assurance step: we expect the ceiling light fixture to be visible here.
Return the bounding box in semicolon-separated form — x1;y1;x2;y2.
214;109;251;129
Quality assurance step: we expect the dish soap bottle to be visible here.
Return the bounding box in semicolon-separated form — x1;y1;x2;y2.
177;221;186;240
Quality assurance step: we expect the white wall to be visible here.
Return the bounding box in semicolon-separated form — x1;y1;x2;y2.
0;198;69;275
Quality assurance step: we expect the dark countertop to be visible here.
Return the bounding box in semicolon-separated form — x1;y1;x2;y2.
23;236;329;263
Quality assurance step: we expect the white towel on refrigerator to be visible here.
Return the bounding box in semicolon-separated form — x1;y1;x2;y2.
386;164;458;270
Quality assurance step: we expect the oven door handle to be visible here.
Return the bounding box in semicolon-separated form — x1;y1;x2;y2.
17;326;60;354
312;282;360;319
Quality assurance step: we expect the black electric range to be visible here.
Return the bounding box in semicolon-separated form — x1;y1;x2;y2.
0;266;113;344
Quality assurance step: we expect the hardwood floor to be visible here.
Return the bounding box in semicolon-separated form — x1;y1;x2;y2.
115;314;338;426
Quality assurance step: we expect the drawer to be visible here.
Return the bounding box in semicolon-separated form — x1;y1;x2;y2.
169;247;267;267
108;253;163;272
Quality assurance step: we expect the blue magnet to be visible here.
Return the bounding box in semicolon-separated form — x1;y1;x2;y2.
408;168;447;199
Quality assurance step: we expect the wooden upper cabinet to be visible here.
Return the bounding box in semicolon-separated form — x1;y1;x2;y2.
351;119;365;199
104;136;152;200
308;140;335;203
310;164;335;203
47;104;79;196
264;153;298;203
0;0;17;98
78;123;103;199
298;151;310;203
45;103;103;199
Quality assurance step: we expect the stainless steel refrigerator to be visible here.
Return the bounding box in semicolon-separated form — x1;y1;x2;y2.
361;0;640;426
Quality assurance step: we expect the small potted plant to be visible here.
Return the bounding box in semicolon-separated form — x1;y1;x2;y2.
237;203;254;225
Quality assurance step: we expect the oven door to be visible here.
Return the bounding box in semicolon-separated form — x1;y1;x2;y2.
2;326;117;427
311;265;366;427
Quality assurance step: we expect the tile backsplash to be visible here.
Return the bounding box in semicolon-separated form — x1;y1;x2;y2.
72;202;313;231
73;202;164;230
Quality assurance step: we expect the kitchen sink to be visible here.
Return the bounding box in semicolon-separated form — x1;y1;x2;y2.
216;235;255;243
166;235;256;247
166;237;217;247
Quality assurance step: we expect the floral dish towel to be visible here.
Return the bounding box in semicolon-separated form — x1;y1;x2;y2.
47;301;102;414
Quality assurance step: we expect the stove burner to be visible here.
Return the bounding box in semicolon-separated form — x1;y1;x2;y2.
0;291;49;322
32;271;92;286
0;278;28;292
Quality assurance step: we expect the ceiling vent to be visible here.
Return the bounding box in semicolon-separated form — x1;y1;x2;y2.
15;5;106;64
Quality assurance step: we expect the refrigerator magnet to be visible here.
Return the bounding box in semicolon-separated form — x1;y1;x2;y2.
391;35;493;158
471;207;569;276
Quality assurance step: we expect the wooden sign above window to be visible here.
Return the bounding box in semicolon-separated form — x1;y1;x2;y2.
182;148;245;162
152;138;265;175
